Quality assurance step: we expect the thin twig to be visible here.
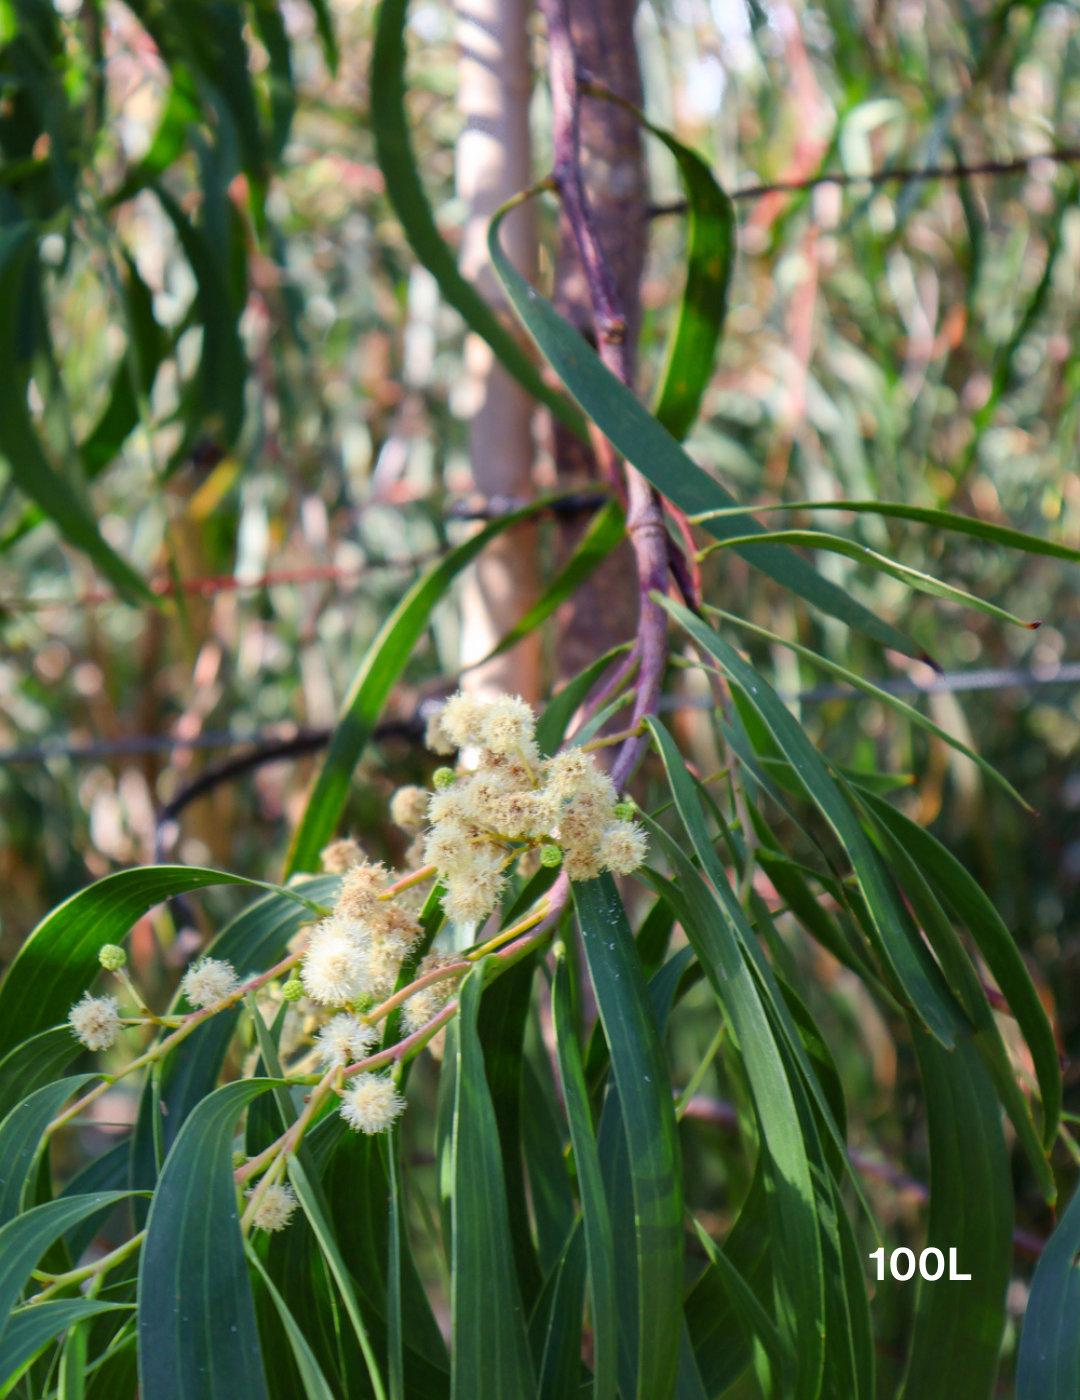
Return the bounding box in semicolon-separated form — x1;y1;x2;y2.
647;146;1080;216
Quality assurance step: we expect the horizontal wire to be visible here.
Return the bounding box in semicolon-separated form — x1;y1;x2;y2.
2;662;1075;766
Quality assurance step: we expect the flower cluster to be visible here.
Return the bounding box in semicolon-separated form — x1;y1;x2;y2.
340;1072;405;1134
248;1181;297;1233
301;861;421;1009
421;692;647;925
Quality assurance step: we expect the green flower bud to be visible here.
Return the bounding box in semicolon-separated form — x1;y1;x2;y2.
281;977;305;1002
433;766;456;789
612;802;635;821
98;943;127;971
232;1150;247;1169
540;844;563;868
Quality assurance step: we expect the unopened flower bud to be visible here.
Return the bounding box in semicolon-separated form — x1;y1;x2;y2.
613;802;635;821
281;977;305;1002
433;767;456;789
232;1150;247;1169
98;943;126;971
540;844;563;868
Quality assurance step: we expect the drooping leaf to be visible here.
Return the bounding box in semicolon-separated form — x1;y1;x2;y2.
370;0;588;440
1016;1184;1080;1399
488;204;928;659
534;645;631;759
0;866;286;1063
246;1244;337;1400
863;792;1060;1150
450;963;535;1400
575;877;683;1400
0;226;154;605
137;1079;284;1400
901;1028;1012;1400
0;1075;93;1227
552;951;617;1400
528;1220;587;1400
0;1192;134;1348
661;597;970;1047
0;1027;79;1124
286;495;589;874
0;1300;130;1394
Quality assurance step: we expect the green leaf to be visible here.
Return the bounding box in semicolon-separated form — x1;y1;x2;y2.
488;206;927;660
370;0;587;440
471;498;625;669
689;1214;784;1385
705;604;1030;809
862;793;1061;1151
1016;1184;1080;1399
0;866;282;1063
534;645;631;759
690;497;1080;565
586;89;734;441
699;528;1039;630
632;823;823;1399
450;963;535;1400
0;1028;78;1124
152;186;247;449
79;254;166;480
520;1057;575;1276
528;1221;586;1400
661;597;970;1047
286;494;583;875
552;951;617;1400
476;955;543;1310
246;1244;337;1400
574;877;683;1400
0;1192;134;1346
386;1132;404;1400
0;1075;93;1227
901;1029;1012;1400
0;1300;130;1395
0;226;154;605
280;1148;388;1398
304;0;339;71
137;1079;283;1400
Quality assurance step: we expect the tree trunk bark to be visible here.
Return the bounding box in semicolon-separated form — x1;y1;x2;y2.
550;0;647;685
455;0;542;703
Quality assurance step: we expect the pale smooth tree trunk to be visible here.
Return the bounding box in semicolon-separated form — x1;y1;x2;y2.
456;0;542;703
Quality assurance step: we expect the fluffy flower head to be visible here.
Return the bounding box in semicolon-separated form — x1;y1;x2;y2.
401;952;460;1036
69;993;121;1051
301;919;369;1006
182;957;240;1009
248;1182;297;1233
340;1073;405;1134
598;821;648;876
320;838;364;874
316;1013;378;1069
335;861;389;921
390;786;429;834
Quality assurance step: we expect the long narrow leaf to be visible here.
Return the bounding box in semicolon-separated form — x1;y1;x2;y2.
552;951;617;1400
575;877;684;1400
488;204;928;659
1017;1185;1080;1399
370;0;587;439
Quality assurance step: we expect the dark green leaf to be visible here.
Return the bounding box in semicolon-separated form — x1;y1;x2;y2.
0;866;276;1063
552;951;616;1400
488;206;927;659
661;598;969;1046
520;1057;575;1276
901;1028;1012;1400
528;1220;586;1400
0;1300;130;1394
137;1079;284;1400
0;1075;93;1227
0;1028;78;1124
0;1192;134;1346
575;877;683;1400
534;645;631;760
246;1244;336;1400
1016;1184;1080;1400
450;963;535;1399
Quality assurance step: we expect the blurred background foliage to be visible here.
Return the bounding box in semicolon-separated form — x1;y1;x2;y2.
3;0;1080;1390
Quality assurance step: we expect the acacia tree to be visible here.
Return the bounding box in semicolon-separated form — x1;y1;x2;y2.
2;2;1080;1399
